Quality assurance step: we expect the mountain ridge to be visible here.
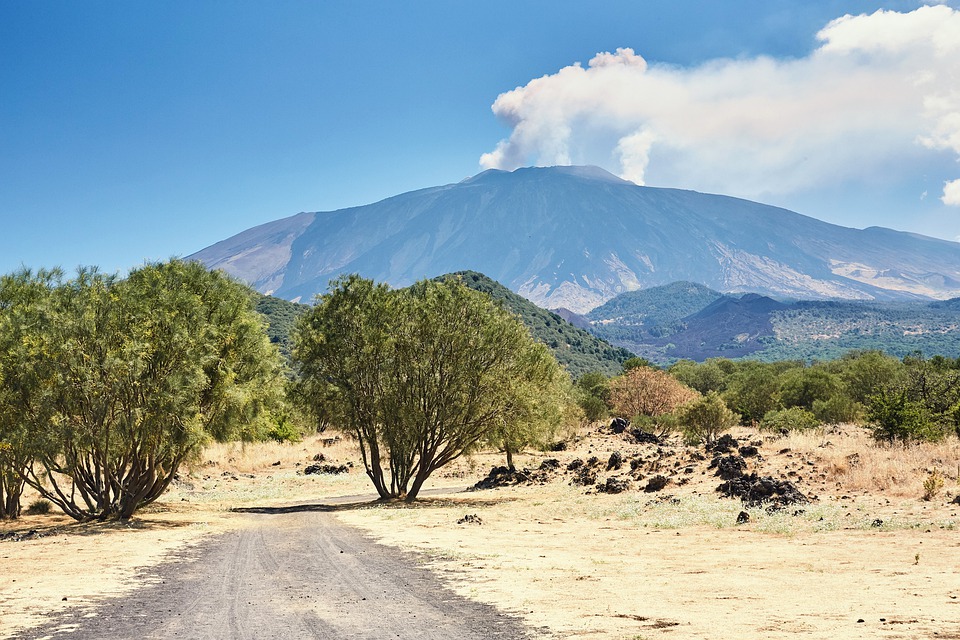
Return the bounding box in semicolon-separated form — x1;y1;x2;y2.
189;165;960;312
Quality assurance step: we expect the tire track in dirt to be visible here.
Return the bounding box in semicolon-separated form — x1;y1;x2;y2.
14;501;534;640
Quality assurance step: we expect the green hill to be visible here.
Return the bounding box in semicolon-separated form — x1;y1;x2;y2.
578;283;960;365
256;274;634;378
438;271;634;378
255;293;310;359
587;281;723;346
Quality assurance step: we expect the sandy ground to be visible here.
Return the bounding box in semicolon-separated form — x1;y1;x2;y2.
2;428;960;639
338;485;960;639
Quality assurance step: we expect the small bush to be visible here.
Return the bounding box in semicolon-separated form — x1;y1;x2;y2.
25;499;52;516
922;470;944;501
265;414;303;443
678;392;740;445
578;395;608;422
761;407;820;432
631;412;679;438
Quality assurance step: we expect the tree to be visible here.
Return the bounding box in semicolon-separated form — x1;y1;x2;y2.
830;350;902;405
609;366;698;419
8;261;285;521
722;361;785;424
293;275;571;501
575;371;611;422
778;367;842;411
677;392;740;445
669;359;730;395
0;268;59;519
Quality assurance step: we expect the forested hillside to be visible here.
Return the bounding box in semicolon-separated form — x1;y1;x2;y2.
582;284;960;364
437;271;634;377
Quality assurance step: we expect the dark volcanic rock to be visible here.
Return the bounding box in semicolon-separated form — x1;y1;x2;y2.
539;459;561;471
710;455;747;480
738;446;759;458
630;429;661;445
610;417;629;434
709;434;740;454
717;473;808;509
644;475;670;492
607;451;624;471
473;461;560;490
597;476;632;494
304;463;349;475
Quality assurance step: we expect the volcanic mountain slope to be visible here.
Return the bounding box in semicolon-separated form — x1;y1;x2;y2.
189;166;960;313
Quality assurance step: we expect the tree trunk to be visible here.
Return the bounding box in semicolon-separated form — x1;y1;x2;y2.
505;446;515;472
0;477;23;519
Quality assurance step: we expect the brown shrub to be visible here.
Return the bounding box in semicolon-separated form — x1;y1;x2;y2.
609;367;699;419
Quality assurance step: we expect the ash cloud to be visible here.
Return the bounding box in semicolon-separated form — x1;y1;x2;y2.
480;6;960;206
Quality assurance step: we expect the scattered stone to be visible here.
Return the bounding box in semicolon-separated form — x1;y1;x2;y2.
871;519;884;528
571;468;598;486
949;495;960;505
473;463;556;490
709;434;740;454
644;475;670;493
566;458;584;471
710;455;747;480
457;514;483;525
630;429;661;445
597;476;632;494
736;511;750;524
0;529;44;542
271;460;281;466
549;441;568;452
607;451;624;471
738;446;759;458
303;463;349;475
312;453;326;462
610;417;629;434
717;473;809;509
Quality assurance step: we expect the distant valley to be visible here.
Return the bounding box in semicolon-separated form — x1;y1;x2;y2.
580;281;960;364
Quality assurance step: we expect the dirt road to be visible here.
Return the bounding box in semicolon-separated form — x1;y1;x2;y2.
14;500;535;640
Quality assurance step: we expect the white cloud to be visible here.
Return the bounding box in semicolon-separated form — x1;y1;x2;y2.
944;179;960;205
480;6;960;205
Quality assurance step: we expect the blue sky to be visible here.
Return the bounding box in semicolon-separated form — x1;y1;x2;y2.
2;1;959;275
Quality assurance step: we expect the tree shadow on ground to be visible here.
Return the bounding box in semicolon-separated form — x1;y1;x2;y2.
231;489;519;515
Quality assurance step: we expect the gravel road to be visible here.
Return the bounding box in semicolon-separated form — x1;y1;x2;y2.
15;499;535;640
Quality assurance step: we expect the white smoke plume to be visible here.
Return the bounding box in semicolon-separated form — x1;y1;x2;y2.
480;6;960;206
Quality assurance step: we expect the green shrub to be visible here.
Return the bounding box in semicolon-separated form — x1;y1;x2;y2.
25;499;52;515
812;395;862;424
760;407;820;432
631;412;680;438
265;414;303;443
677;392;740;445
868;390;947;443
578;395;608;422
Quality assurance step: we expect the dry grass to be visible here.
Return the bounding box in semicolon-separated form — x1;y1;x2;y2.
769;424;960;499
